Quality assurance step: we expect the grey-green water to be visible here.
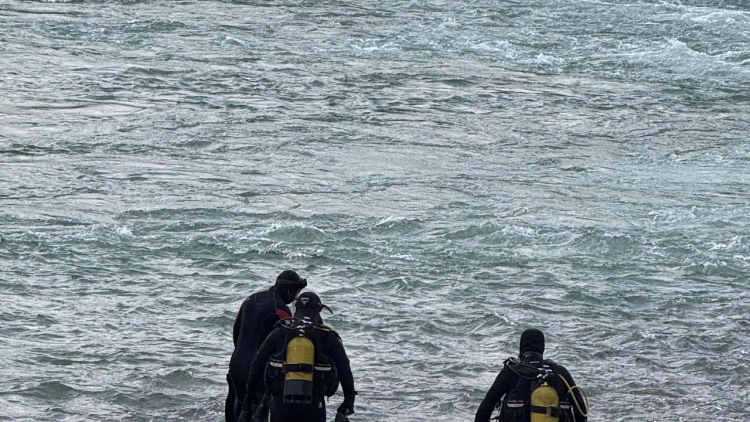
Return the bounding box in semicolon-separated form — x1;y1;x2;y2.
1;0;749;421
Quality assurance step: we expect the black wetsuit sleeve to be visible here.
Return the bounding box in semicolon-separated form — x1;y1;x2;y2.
327;333;356;398
259;313;280;341
474;366;515;422
232;305;243;347
241;328;282;410
554;364;588;421
259;294;291;340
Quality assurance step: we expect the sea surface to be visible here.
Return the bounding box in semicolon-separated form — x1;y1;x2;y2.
1;0;749;421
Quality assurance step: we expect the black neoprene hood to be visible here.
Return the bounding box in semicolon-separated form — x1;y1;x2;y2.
519;328;545;355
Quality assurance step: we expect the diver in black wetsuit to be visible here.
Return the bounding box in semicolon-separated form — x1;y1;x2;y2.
237;292;356;422
226;270;308;422
475;328;588;422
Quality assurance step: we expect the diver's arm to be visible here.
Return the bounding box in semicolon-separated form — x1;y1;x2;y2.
240;329;282;410
474;366;514;422
328;334;355;397
232;305;243;346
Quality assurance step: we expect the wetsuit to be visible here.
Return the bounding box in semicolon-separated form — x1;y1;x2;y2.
474;357;587;422
238;322;356;422
226;287;292;422
475;329;587;422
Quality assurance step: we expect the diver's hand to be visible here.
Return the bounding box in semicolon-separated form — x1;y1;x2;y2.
337;395;355;415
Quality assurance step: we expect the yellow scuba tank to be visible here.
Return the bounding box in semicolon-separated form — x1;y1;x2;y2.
283;333;315;404
530;382;560;422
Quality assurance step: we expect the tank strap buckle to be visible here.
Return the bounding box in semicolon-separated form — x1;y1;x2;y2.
530;405;561;418
282;363;314;373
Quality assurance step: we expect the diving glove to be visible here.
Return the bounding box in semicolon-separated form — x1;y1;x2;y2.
336;395;355;416
335;412;350;422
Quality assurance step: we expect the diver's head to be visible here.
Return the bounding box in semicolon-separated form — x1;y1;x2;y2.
275;270;307;304
519;328;545;357
293;291;332;324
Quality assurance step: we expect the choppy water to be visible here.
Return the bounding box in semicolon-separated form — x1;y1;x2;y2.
1;0;749;421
